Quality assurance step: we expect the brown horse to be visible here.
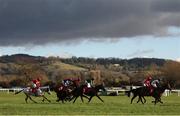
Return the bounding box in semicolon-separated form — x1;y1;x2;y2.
127;83;171;105
51;81;78;103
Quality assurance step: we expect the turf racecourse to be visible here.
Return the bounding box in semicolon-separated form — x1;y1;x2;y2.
0;92;180;115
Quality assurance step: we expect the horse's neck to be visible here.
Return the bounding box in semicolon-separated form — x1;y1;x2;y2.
158;85;167;93
80;84;86;89
94;85;101;92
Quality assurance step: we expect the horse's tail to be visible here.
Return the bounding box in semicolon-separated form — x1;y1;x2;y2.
125;90;132;97
125;86;134;97
15;89;23;95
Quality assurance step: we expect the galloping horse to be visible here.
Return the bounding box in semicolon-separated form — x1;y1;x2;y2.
52;84;70;103
50;79;79;103
127;83;171;105
71;84;106;103
15;86;51;103
50;81;78;103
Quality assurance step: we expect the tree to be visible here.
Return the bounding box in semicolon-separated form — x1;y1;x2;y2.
161;61;180;88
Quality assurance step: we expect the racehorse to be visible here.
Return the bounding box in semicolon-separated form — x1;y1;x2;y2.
55;79;82;103
52;84;70;103
71;84;106;103
15;86;51;103
127;83;171;105
50;82;78;103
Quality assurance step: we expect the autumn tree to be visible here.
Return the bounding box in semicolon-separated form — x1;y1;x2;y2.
19;63;49;86
161;61;180;88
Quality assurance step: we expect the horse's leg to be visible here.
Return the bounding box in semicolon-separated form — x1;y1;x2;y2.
56;98;60;102
152;98;155;103
29;96;37;103
42;98;45;102
56;94;60;102
68;95;73;102
137;96;145;104
139;96;144;104
96;95;104;103
159;99;163;104
69;95;76;101
82;94;89;100
42;95;51;103
154;100;157;105
142;96;146;103
154;98;158;105
80;95;84;103
88;96;93;103
73;96;78;103
131;94;137;104
158;97;163;104
61;99;65;104
25;94;28;103
137;96;141;103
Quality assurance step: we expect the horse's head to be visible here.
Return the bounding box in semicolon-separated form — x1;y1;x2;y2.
41;86;51;95
95;84;106;92
166;82;172;91
161;82;172;91
47;87;51;95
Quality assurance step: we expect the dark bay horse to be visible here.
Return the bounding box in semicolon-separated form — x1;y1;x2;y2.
127;83;171;105
52;84;70;103
50;81;78;103
71;84;106;103
15;86;51;103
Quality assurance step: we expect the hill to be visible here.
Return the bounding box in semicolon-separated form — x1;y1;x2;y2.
0;54;87;87
0;54;180;88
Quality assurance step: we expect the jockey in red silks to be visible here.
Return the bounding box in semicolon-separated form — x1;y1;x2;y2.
31;77;42;96
143;76;153;94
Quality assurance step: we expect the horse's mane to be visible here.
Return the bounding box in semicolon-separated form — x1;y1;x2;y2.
156;83;170;93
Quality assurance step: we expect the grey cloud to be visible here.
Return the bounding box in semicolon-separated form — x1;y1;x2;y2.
151;0;180;13
0;0;180;46
127;49;154;57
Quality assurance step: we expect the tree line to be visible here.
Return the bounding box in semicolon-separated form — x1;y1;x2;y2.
0;54;180;88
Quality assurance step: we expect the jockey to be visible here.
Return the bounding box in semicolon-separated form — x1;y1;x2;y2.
62;78;72;87
143;75;153;94
85;78;94;88
150;79;161;96
60;78;73;92
151;79;160;88
31;77;42;96
143;76;152;87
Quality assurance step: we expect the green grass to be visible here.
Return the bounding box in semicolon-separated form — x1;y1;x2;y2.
0;92;180;115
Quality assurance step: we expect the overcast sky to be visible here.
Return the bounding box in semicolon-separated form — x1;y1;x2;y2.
0;0;180;60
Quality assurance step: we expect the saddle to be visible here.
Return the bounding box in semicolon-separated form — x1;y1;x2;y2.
83;86;92;94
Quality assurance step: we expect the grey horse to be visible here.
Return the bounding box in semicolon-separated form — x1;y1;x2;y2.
15;86;51;103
